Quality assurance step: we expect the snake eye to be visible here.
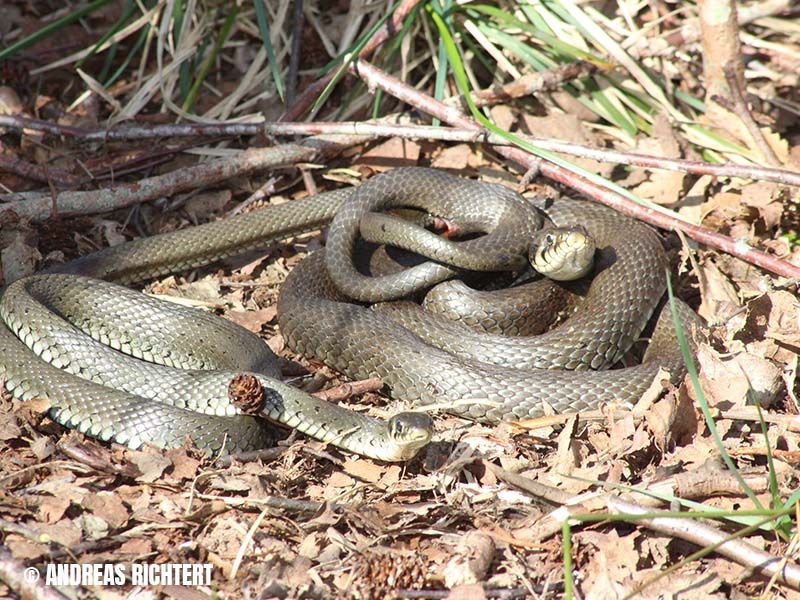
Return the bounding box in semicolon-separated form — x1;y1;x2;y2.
391;419;405;437
544;233;555;246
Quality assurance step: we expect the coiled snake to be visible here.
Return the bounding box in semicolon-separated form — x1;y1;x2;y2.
0;167;700;460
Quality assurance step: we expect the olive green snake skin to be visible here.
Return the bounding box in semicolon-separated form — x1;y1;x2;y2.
0;167;701;459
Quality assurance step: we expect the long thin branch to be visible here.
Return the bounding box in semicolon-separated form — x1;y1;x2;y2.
0;114;264;140
0;60;595;142
0;144;316;221
445;61;599;109
4;115;800;187
0;154;81;187
0;117;427;221
609;498;800;591
345;59;800;281
261;121;800;187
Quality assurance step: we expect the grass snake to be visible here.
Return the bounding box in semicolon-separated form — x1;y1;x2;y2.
0;167;701;459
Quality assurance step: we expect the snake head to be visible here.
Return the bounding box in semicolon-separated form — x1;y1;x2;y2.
385;411;434;461
529;225;596;281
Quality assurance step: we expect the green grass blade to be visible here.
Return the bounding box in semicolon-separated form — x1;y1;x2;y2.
182;3;239;113
0;0;115;61
311;0;401;117
562;521;574;599
253;0;285;102
466;5;607;65
103;24;150;87
430;0;453;126
665;270;763;510
370;2;425;118
172;0;191;101
76;0;137;70
428;5;688;223
478;23;557;71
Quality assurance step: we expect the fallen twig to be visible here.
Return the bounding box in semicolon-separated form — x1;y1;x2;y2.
0;548;72;600
718;63;781;166
262;121;800;187
0;143;316;221
445;61;600;108
313;377;384;402
0;154;80;187
4;114;799;187
344;59;800;280
608;497;800;592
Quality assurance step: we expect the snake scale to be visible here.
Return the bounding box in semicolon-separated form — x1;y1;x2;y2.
0;166;700;460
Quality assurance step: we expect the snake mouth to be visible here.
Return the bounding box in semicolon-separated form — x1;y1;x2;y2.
529;225;596;281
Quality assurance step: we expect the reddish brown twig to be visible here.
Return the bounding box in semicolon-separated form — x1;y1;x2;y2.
261;121;800;187
4;115;799;187
313;377;384;402
719;63;781;166
0;115;261;141
447;61;600;108
279;0;424;121
345;59;800;280
0;154;80;187
0;144;316;221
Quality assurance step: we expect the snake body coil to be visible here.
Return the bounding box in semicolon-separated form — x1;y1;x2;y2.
0;167;699;457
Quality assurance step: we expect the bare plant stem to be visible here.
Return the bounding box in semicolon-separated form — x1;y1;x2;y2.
344;59;800;280
445;61;599;108
3;115;800;187
261;121;800;187
0;154;80;187
721;63;781;166
609;498;800;592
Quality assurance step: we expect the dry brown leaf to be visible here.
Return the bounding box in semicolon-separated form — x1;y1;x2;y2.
1;231;41;282
695;344;783;408
551;415;580;474
579;529;640;597
443;531;495;588
355;137;421;171
38;520;82;546
327;470;356;488
118;537;153;555
37;495;71;524
82;492;130;529
697;259;741;326
166;448;201;481
645;393;677;452
343;457;385;484
225;306;277;333
431;143;480;170
29;436;55;461
130;451;172;483
632;116;686;205
0;406;22;441
520;113;612;177
489;105;515;131
185;189;232;220
5;535;49;560
741;181;783;230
